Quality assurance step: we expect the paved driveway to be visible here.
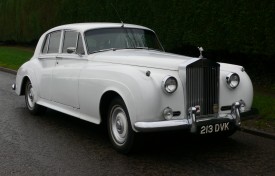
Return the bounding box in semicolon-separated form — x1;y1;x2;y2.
0;71;274;176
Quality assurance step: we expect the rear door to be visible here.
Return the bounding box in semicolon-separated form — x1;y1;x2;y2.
38;30;61;100
51;30;87;108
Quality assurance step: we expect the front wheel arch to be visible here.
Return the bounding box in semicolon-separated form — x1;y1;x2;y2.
99;91;123;126
20;76;30;95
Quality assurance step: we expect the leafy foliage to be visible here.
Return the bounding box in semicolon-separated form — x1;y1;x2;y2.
0;0;274;56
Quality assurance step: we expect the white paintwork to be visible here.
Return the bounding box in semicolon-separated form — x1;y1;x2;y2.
37;55;56;100
15;23;254;133
90;49;193;70
52;54;87;108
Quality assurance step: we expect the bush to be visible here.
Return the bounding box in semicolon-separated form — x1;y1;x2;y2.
0;0;274;56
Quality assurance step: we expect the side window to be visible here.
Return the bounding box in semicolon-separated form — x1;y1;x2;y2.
42;34;50;53
48;31;61;53
62;31;78;53
76;34;85;55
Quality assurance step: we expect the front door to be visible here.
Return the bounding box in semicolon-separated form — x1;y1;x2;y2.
51;31;86;108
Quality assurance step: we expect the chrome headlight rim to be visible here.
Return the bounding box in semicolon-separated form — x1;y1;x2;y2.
226;73;240;89
162;76;178;94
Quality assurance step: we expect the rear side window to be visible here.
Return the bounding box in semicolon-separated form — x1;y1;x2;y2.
42;31;61;54
42;34;50;53
46;31;61;54
62;31;78;53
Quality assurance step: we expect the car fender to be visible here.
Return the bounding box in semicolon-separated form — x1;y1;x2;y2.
16;60;39;101
219;64;253;113
78;64;185;131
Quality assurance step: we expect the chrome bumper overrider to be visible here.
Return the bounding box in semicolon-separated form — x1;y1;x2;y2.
134;101;245;132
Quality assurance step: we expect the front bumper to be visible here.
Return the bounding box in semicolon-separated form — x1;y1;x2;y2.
134;101;257;132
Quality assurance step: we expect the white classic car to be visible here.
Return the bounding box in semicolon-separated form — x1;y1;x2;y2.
13;23;254;153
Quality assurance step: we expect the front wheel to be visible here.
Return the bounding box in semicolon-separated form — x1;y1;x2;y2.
25;80;46;115
107;98;135;154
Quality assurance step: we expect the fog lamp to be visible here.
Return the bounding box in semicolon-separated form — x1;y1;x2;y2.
163;107;173;120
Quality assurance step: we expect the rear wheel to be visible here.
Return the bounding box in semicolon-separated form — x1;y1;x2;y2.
107;98;135;154
25;80;46;115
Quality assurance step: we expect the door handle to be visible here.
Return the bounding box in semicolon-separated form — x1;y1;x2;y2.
56;56;62;64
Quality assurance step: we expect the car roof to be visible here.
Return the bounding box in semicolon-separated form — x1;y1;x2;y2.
47;23;152;33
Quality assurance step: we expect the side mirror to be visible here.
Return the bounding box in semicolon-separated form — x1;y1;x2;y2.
67;47;76;54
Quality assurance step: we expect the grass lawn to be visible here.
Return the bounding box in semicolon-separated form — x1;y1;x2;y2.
243;90;275;133
253;91;275;120
0;46;274;132
0;46;34;70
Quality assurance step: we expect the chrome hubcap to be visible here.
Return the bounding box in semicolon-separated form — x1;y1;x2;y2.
26;84;35;109
29;91;33;101
111;106;128;145
116;118;124;134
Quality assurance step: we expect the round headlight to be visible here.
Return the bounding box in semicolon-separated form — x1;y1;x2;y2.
226;73;240;89
162;76;178;94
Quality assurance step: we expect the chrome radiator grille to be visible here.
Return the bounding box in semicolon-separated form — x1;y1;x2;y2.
186;59;220;116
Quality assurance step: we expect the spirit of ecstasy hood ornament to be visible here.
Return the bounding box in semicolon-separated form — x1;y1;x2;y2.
198;47;204;59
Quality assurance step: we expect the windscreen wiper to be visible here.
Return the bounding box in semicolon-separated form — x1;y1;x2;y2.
90;48;117;54
126;47;163;52
135;47;149;49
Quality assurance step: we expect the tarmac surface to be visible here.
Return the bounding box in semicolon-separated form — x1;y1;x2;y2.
1;71;275;176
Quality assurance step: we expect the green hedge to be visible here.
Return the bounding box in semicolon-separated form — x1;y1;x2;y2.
0;0;274;56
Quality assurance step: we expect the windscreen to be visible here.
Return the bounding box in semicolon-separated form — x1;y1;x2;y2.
85;28;163;54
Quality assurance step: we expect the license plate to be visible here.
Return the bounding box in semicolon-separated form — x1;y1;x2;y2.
200;122;230;134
